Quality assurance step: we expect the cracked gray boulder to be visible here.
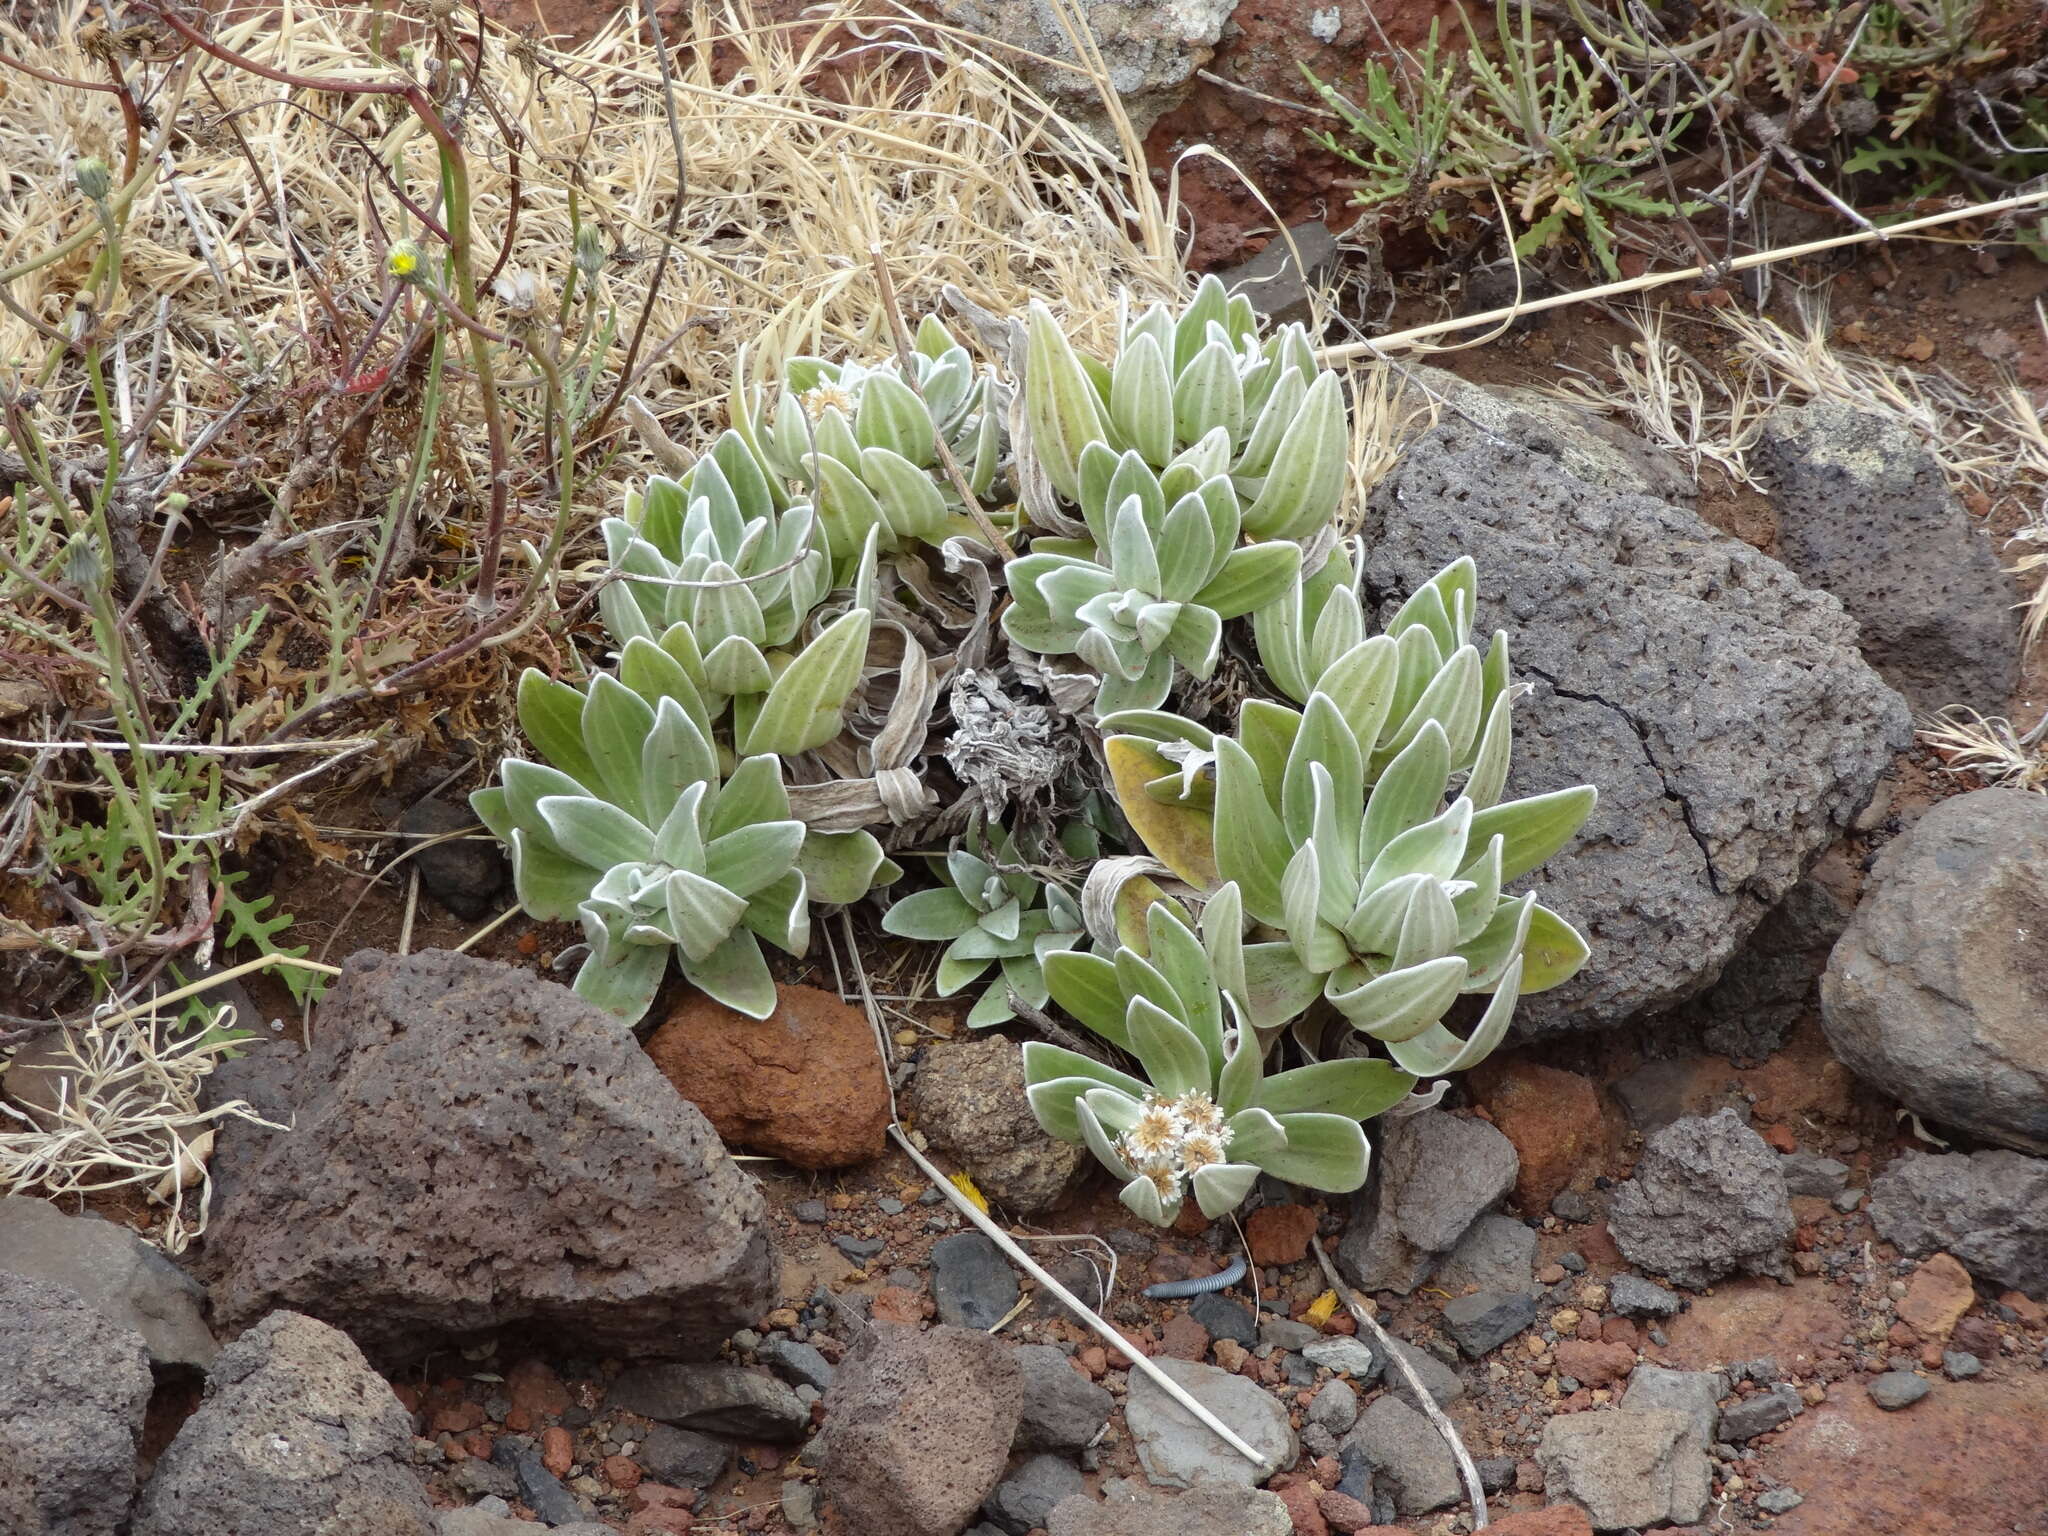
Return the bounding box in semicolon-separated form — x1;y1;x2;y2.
1363;413;1912;1033
1821;788;2048;1154
197;949;776;1362
1755;397;2019;712
131;1311;435;1536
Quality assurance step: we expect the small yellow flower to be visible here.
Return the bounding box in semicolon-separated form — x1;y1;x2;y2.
385;239;426;283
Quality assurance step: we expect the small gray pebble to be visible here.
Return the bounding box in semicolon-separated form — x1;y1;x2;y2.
731;1329;762;1352
1868;1371;1931;1410
1941;1351;1982;1380
1558;1251;1587;1274
833;1234;886;1263
877;1198;905;1215
1648;1327;1669;1347
918;1187;946;1205
1549;1191;1592;1223
794;1201;829;1224
1831;1188;1864;1213
1758;1488;1804;1514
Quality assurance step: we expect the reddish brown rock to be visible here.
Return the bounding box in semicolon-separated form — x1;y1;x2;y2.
541;1425;574;1478
1897;1253;1975;1342
1277;1481;1329;1535
1554;1340;1636;1387
1317;1489;1378;1532
869;1287;927;1325
1469;1060;1610;1215
1158;1311;1211;1362
1662;1279;1848;1375
505;1357;570;1426
1769;1373;2048;1533
645;984;889;1169
603;1453;643;1490
1247;1204;1319;1267
1489;1509;1596;1536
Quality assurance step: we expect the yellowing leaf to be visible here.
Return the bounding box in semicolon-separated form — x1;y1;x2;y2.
1303;1289;1339;1328
1104;736;1218;892
949;1171;989;1214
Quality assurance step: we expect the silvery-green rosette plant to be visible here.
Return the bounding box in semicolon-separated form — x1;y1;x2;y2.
471;669;896;1023
597;446;872;759
1099;556;1595;1076
879;822;1086;1028
1021;891;1416;1224
1023;273;1348;542
732;314;1004;565
1004;274;1349;710
998;440;1302;712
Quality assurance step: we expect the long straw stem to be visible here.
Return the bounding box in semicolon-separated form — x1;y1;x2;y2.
888;1124;1274;1474
1324;187;2048;361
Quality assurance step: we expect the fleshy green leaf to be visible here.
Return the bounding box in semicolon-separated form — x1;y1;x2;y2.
882;886;981;941
1467;784;1598;883
1257;1111;1370;1192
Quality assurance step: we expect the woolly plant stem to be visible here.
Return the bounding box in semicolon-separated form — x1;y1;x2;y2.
1311;1240;1489;1527
886;1124;1275;1474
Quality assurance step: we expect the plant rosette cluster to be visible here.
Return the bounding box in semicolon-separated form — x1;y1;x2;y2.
879;822;1087;1028
1102;553;1596;1076
1005;275;1349;711
1021;894;1416;1224
730;314;1005;565
472;669;895;1022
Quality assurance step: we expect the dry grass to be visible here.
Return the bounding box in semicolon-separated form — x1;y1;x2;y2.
0;994;280;1251
1549;306;1768;486
0;0;1191;758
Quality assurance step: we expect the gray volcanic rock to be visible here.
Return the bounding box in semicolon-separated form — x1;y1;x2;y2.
131;1311;435;1536
1608;1109;1794;1289
1822;788;2048;1153
198;949;775;1362
1756;398;2020;711
821;1324;1022;1536
1869;1148;2048;1298
0;1271;153;1536
0;1196;215;1371
1362;415;1911;1033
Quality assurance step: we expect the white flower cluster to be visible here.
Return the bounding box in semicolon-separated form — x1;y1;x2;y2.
1114;1089;1234;1211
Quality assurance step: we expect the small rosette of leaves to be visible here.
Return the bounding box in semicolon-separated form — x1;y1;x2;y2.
600;463;877;759
472;669;897;1023
1000;442;1300;711
1255;551;1517;792
1022;894;1416;1225
880;824;1084;1028
735;314;1004;565
1023;274;1349;540
600;433;832;659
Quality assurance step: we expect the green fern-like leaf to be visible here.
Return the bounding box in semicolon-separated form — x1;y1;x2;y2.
217;868;326;1006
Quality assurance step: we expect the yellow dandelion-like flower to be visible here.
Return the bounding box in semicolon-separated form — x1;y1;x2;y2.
386;240;426;283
